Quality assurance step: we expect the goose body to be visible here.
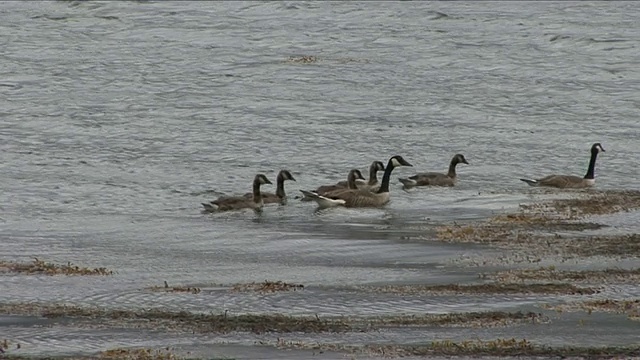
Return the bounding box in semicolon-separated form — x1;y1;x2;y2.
399;154;468;188
202;174;272;212
300;155;413;209
243;170;295;204
520;143;604;189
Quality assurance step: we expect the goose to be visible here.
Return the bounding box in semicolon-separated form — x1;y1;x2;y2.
318;169;366;198
299;155;413;208
520;143;605;188
308;168;365;195
300;169;365;201
202;174;272;212
243;170;296;204
399;154;469;188
336;160;385;191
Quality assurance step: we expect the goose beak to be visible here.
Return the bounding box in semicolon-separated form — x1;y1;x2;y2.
265;179;273;185
402;160;413;167
290;175;297;181
463;159;469;165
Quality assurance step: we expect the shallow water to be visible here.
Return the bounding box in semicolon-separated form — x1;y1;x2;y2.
1;1;640;358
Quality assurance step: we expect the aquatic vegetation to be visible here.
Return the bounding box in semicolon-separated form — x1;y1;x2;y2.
231;280;304;293
284;55;369;65
350;282;597;296
274;337;640;358
364;310;549;328
0;303;350;334
483;266;640;284
0;303;553;334
147;281;201;294
544;299;640;320
100;347;188;360
524;189;640;218
0;258;113;276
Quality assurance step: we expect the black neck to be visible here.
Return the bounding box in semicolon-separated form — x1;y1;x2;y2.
252;180;262;203
583;150;599;179
368;165;379;185
376;160;395;194
276;174;285;198
447;158;458;178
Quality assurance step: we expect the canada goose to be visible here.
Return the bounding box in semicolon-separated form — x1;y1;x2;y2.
300;155;413;208
336;161;385;191
399;154;469;188
243;170;296;204
300;169;365;202
311;169;365;195
202;174;272;212
520;143;605;188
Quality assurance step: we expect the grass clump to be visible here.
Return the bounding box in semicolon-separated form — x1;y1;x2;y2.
0;258;113;276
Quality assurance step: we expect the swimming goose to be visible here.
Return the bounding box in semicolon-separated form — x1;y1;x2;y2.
336;160;385;191
202;174;272;212
299;155;413;208
399;154;469;188
243;170;296;204
311;169;365;195
318;169;366;198
520;143;605;188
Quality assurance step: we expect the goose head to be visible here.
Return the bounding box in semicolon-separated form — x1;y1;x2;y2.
348;169;366;181
255;174;273;186
388;155;413;169
591;143;605;154
454;154;469;165
371;161;385;172
278;169;296;182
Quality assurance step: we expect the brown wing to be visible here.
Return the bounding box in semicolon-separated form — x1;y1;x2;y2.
212;195;257;211
409;172;454;186
536;175;587;188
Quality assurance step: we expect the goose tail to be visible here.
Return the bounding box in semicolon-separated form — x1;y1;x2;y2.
299;190;346;208
398;177;417;188
519;178;539;186
201;203;218;212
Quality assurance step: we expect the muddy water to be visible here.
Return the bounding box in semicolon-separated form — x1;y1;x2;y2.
2;1;640;359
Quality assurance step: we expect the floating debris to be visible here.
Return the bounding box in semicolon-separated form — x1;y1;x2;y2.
0;258;113;276
146;281;201;294
483;266;640;284
232;280;304;293
285;55;318;64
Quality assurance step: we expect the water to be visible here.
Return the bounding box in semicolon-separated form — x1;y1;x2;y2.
1;1;640;358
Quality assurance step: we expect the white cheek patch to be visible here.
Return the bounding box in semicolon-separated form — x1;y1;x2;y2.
597;145;603;152
391;158;401;167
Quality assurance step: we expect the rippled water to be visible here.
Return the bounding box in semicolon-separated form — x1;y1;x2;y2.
2;1;640;358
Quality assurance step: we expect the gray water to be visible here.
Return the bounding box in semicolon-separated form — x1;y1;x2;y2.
1;1;640;358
